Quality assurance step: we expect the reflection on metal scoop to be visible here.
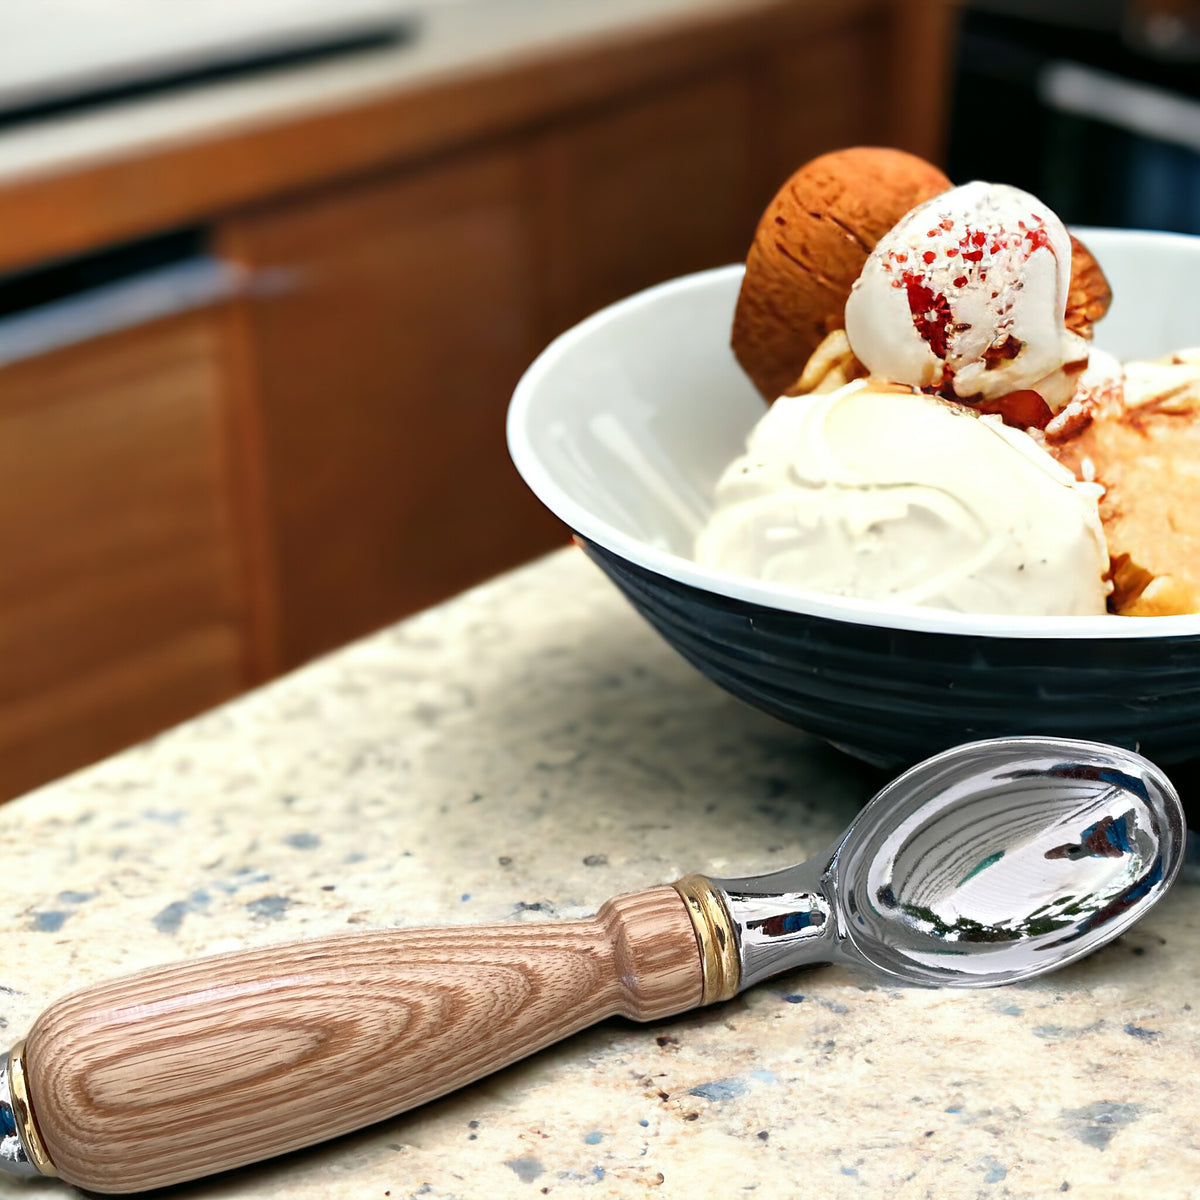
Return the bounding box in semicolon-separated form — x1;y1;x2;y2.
0;737;1185;1194
705;736;1184;992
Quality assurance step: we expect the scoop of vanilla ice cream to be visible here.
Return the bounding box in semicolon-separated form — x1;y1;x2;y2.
694;380;1110;615
843;182;1089;412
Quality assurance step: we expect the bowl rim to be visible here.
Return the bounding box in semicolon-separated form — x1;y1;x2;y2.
507;236;1200;641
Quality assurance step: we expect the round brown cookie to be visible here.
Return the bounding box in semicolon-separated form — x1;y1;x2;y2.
731;147;951;402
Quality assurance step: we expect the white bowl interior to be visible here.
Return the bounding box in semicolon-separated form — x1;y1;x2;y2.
508;228;1200;639
1083;229;1200;362
510;264;763;557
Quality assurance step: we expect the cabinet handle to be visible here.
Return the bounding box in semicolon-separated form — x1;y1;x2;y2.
0;257;244;369
8;886;705;1194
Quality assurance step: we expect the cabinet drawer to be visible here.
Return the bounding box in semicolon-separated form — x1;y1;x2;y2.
0;303;254;799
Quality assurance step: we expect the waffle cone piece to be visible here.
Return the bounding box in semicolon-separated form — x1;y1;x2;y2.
1050;352;1200;615
733;148;1114;403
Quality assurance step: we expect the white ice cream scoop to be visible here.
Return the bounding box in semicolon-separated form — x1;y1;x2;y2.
844;182;1090;413
694;380;1110;616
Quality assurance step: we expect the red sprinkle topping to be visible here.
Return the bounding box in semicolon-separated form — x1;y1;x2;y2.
877;203;1062;387
902;271;952;359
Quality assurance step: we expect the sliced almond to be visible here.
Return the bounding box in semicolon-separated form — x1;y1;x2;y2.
786;329;866;395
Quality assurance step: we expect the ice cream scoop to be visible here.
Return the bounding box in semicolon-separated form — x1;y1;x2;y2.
844;182;1090;415
0;737;1182;1193
694;379;1110;615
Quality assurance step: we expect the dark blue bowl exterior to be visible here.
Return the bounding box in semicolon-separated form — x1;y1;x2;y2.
579;539;1200;770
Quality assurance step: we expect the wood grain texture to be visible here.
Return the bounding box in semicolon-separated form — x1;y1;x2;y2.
0;311;257;800
746;1;954;222
883;0;959;167
750;8;893;206
213;297;285;682
23;887;703;1193
220;147;565;668
529;68;757;339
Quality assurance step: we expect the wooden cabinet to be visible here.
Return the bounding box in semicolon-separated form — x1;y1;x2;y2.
225;47;911;674
0;0;954;799
0;308;258;799
222;149;563;667
531;68;757;337
754;11;893;191
225;73;763;670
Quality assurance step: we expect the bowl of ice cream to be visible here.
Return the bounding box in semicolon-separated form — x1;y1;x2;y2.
507;153;1200;770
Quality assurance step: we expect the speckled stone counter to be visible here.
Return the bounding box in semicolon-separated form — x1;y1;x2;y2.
2;548;1198;1200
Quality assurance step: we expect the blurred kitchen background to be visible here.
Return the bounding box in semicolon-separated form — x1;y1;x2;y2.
1;0;1197;802
951;0;1200;233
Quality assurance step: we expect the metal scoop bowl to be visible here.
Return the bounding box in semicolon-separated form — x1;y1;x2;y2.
704;735;1184;994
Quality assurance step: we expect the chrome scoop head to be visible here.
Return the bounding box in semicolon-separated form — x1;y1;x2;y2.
711;736;1185;989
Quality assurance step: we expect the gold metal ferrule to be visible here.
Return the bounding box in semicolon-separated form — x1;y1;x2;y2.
7;1041;57;1177
673;875;740;1005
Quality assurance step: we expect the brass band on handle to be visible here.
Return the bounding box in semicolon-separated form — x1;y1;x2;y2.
7;1041;56;1177
672;875;740;1004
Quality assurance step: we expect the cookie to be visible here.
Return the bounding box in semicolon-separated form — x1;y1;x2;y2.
731;147;950;401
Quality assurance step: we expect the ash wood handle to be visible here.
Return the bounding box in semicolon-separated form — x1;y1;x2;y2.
21;887;703;1194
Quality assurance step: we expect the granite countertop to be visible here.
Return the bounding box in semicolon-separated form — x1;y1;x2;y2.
1;547;1197;1199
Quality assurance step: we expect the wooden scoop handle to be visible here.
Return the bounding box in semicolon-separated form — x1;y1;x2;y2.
20;887;703;1194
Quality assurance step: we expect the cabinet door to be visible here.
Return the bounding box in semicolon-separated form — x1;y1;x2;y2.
0;309;255;800
753;3;954;204
221;148;565;669
530;68;758;338
752;8;891;201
